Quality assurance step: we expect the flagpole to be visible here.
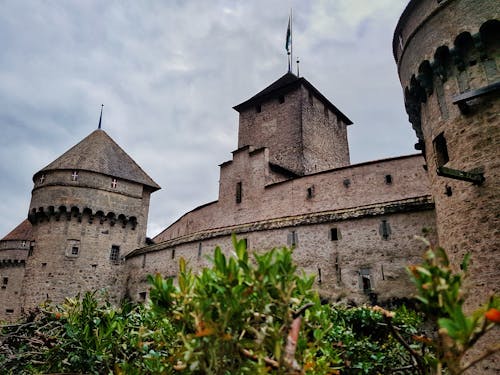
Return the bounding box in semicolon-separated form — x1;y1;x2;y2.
290;9;293;75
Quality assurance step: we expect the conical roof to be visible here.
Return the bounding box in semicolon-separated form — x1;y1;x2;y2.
1;219;33;241
36;129;160;191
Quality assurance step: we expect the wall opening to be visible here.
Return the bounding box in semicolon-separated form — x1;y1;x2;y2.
287;231;298;247
110;245;120;264
236;182;242;204
385;174;393;184
330;228;340;241
379;220;391;240
360;268;372;292
433;132;449;167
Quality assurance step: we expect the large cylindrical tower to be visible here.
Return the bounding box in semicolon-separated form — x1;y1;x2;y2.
394;2;499;371
22;129;160;309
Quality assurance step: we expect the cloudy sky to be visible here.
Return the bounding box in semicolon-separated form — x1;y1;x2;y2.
0;0;415;238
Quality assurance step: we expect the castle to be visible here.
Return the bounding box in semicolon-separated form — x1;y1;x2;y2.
1;0;498;347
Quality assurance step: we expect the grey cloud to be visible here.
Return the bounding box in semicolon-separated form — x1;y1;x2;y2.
0;1;412;238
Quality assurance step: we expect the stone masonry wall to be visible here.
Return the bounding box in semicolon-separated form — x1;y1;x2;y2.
155;153;431;242
0;263;26;322
395;1;499;372
127;209;436;305
301;86;350;173
238;88;305;175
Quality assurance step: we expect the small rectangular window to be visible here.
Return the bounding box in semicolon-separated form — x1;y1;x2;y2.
307;186;315;199
343;178;351;188
256;104;262;113
6;309;14;314
385;174;393;184
42;262;47;268
142;254;146;268
379;220;391;240
242;238;248;249
278;95;285;104
171;248;176;259
139;292;147;301
110;245;120;263
330;228;340;241
198;243;202;259
360;268;372;292
2;277;8;285
433;132;449;167
287;231;298;247
324;105;329;118
66;239;80;258
236;182;242;204
308;91;313;105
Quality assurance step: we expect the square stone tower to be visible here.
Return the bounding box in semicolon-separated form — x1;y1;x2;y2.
234;72;353;176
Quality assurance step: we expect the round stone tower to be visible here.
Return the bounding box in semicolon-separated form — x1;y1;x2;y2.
394;0;499;306
22;129;160;309
394;2;499;372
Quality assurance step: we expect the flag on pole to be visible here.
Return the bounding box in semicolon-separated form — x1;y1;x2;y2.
286;15;291;54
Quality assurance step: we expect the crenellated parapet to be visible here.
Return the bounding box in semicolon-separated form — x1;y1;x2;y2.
402;19;499;150
0;259;26;268
28;205;138;229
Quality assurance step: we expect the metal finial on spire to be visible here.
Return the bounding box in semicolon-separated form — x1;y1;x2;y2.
98;104;104;129
296;57;300;77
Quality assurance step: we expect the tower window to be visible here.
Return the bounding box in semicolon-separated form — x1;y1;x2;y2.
3;277;8;285
330;228;340;241
198;242;202;259
142;254;146;268
308;91;313;105
343;179;351;188
71;171;79;181
278;95;285;104
385;174;393;184
139;292;147;301
433;132;449;167
324;105;329;118
379;220;391;240
66;240;80;258
236;182;242;204
110;245;120;263
111;178;118;188
171;248;176;259
256;104;261;113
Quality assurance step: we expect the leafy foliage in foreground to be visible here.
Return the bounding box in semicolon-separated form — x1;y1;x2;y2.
1;236;498;374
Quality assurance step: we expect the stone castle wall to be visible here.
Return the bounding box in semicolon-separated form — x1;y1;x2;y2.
127;209;436;305
0;261;26;322
156;153;431;242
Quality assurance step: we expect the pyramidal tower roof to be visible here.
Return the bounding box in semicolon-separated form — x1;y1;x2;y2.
233;72;352;125
37;129;160;191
